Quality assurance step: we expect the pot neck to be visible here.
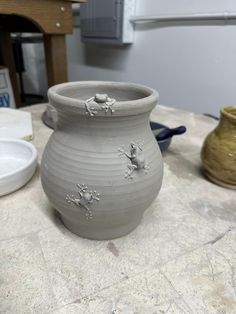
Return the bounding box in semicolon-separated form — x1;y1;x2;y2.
55;110;151;136
219;106;236;129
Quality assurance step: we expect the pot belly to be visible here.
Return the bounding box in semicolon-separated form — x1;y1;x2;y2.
41;132;163;240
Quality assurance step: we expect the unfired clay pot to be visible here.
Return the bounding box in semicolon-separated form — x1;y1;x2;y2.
201;106;236;189
41;81;163;240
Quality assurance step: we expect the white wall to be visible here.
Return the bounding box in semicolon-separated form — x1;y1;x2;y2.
66;0;236;116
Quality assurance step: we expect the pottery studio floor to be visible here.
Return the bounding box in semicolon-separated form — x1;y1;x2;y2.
0;103;235;314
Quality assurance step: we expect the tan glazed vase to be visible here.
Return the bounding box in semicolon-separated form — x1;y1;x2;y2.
41;81;163;240
201;106;236;189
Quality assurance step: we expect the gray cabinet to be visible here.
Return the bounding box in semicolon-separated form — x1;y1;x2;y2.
80;0;134;45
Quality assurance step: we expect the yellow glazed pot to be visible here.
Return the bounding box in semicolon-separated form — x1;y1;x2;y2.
201;106;236;189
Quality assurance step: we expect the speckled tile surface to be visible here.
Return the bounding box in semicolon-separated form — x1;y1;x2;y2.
0;104;235;314
161;229;236;313
0;235;56;314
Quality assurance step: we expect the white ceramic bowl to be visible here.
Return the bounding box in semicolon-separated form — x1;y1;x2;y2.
0;139;38;196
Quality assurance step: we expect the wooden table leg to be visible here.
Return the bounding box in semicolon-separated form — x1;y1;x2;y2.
44;34;68;87
0;31;21;107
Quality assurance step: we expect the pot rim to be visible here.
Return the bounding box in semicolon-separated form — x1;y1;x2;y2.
221;106;236;123
48;81;159;116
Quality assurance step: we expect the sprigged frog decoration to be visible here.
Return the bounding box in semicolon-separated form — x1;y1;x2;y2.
118;142;150;179
85;93;116;116
66;184;100;220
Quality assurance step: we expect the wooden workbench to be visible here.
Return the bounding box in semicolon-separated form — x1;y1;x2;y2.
0;0;86;107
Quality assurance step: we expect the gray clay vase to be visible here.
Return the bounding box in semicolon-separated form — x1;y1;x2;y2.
41;81;163;240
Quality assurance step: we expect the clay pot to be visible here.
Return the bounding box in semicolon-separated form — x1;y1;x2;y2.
201;106;236;189
41;81;163;240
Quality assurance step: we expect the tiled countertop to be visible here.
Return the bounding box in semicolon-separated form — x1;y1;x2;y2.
0;104;235;314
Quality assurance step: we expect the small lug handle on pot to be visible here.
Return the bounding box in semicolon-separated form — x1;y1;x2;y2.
156;126;186;141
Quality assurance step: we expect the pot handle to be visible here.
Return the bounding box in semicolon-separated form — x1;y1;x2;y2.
156;126;186;141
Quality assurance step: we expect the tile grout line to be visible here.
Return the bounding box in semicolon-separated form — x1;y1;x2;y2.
158;268;194;314
47;211;234;312
0;225;54;244
34;232;59;312
0;211;231;312
52;232;228;313
50;271;139;313
157;228;236;313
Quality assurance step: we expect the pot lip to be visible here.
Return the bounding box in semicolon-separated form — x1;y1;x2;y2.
221;106;236;122
48;81;159;115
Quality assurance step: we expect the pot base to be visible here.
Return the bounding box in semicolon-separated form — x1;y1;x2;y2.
203;170;236;190
60;214;143;240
